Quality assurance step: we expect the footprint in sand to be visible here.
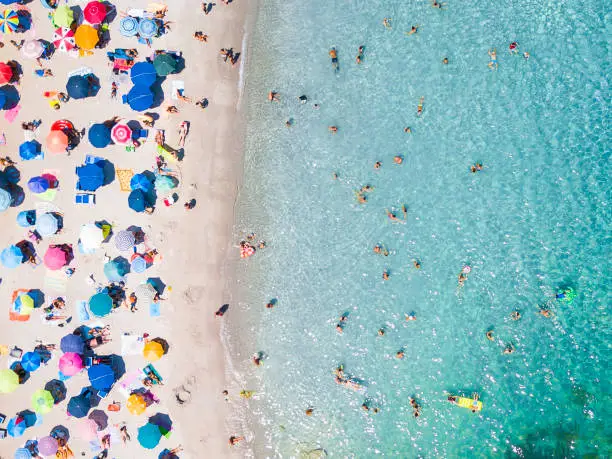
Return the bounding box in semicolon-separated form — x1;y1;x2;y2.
174;376;197;405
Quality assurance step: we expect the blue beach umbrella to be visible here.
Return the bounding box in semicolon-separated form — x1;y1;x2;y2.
66;75;90;100
87;364;115;391
88;293;113;317
6;417;26;437
19;141;42;160
35;212;59;237
20;352;41;372
0;89;6;109
67;395;91;418
119;16;138;37
137;422;161;449
60;334;85;354
130;173;152;192
104;257;130;282
17;210;36;227
126;85;154;112
76;163;104;191
130;62;157;87
138;18;158;39
0;187;12;211
131;256;146;273
1;245;23;268
28;176;49;194
14;448;32;459
128;189;147;212
88;123;111;148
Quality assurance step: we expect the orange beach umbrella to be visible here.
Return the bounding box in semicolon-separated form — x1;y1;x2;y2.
46;130;69;154
75;25;99;50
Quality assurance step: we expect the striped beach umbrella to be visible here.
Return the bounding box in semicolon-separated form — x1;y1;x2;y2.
0;9;19;34
114;230;135;251
0;187;12;211
38;436;59;456
137;18;158;39
111;122;132;144
14;448;32;459
53;27;75;53
135;282;156;303
35;212;60;237
119;16;138;37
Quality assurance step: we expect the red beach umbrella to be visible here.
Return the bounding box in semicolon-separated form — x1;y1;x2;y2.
0;62;13;84
53;27;76;53
83;1;107;24
51;119;75;132
110;122;132;144
46;130;69;154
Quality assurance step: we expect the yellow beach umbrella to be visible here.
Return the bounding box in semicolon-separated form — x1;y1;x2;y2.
127;393;147;415
142;341;164;362
0;369;19;393
75;25;99;50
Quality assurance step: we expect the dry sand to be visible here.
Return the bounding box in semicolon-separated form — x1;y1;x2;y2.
0;1;255;457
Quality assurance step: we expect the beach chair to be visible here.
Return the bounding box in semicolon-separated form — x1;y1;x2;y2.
75;193;96;206
132;129;148;139
85;154;104;165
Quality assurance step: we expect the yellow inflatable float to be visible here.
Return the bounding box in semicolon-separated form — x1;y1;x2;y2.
448;394;482;412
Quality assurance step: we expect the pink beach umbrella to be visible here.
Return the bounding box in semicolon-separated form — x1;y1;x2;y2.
21;40;44;59
53;27;76;53
83;1;107;24
111;122;132;144
78;418;99;441
58;352;83;376
44;246;69;270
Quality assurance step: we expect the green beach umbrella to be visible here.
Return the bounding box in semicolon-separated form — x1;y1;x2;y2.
0;369;19;393
53;5;74;29
88;293;113;317
31;389;55;414
153;54;177;76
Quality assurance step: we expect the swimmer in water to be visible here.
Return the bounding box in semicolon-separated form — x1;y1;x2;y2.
523;51;530;60
509;42;519;54
503;344;515;354
413;260;421;269
539;309;553;318
511;311;521;321
383;18;392;29
374;161;382;169
396;350;405;359
378;328;385;336
458;272;468;287
382;270;390;280
332;172;338;180
329;125;338;133
405;25;419;36
405;313;417;321
329;47;339;72
373;244;390;256
394;155;403;164
356;192;367;204
385;209;400;222
432;0;447;8
417;97;424;116
486;330;495;341
305;408;314;416
404;127;412;133
488;48;498;70
442;57;449;64
402;204;408;219
470;163;484;173
356;46;364;64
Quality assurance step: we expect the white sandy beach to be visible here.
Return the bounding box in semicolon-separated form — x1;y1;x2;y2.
0;0;254;457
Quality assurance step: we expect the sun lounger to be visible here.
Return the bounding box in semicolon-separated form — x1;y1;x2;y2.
142;364;162;384
77;301;90;322
75;193;96;205
67;67;94;78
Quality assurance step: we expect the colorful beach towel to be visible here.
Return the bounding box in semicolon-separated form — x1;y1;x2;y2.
116;169;134;192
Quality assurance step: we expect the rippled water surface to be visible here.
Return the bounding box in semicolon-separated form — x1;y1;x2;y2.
232;0;610;456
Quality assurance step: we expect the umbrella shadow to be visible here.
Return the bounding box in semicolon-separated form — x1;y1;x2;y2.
45;379;67;404
102;1;118;23
127;225;146;244
88;409;108;430
148;412;173;433
28;289;45;308
150;80;165;109
106;354;126;380
0;84;20;110
15;240;36;261
40;39;55;60
3;165;21;184
50;425;70;441
55;243;74;265
151;337;169;354
16;410;37;427
147;277;166;295
10;362;30;384
70;6;83;26
50;212;64;231
7;61;23;84
86;74;101;98
97;159;115;185
173;55;186;74
6;183;25;207
126;120;142;132
16;11;33;33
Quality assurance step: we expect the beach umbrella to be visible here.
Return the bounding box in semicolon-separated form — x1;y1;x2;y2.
138;18;158;39
137;423;161;449
111;121;132;144
149;413;172;435
21;40;44;59
135;282;156;303
114;230;135;251
60;334;85;354
154;175;177;195
143;341;164;362
28;176;49;194
127;394;146;415
53;5;74;28
130;173;152;192
88;123;111;148
14;447;32;459
126;85;154;112
88;409;108;430
38;436;59;457
20;352;41;372
128;189;147;212
44;380;67;404
153;54;177;76
43;246;69;270
13;292;34;315
80;223;104;250
76;163;104;191
17;210;36;227
88;364;115;391
53;27;75;53
104;257;130;282
35;212;60;237
78;418;98;441
0;369;19;393
131;255;146;273
88;292;112;317
67;394;91;418
19;140;42;160
119;16;138;37
0;9;19;34
46;130;69;154
6;417;26;437
66;75;91;99
0;86;6;109
0;62;13;84
59;352;83;376
31;389;54;414
130;62;157;87
49;425;70;441
83;1;106;24
0;187;12;211
1;245;23;268
74;25;99;50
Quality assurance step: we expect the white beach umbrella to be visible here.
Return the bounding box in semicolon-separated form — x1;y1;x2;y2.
80;224;104;251
21;39;44;59
35;213;59;236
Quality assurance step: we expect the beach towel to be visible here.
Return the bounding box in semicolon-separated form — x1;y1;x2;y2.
67;66;94;78
120;334;145;356
149;302;160;317
115;169;134;192
36;188;58;202
4;105;21;123
171;80;184;101
44;271;68;293
35;202;61;214
77;301;90;322
116;370;142;398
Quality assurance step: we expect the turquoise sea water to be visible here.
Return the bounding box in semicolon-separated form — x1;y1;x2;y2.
232;0;610;457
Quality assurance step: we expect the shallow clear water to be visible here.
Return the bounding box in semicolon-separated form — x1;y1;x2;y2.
233;0;610;457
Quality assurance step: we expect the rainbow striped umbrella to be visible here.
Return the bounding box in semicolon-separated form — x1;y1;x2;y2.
0;9;19;34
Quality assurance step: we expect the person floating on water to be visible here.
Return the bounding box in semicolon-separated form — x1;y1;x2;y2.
382;270;390;280
383;18;392;29
373;244;389;256
329;47;339;72
488;48;498;70
413;259;421;269
417;97;424;116
458;265;471;286
336;313;348;334
329;125;338;134
405;25;419;36
394;155;403;164
470;163;483;173
356;46;365;64
432;1;447;9
409;397;421;417
509;42;519;54
374;161;382;169
486;330;494;341
442;57;449;64
511;310;521;320
503;344;515;354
